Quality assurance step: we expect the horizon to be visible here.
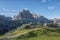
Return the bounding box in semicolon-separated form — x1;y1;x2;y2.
0;0;60;19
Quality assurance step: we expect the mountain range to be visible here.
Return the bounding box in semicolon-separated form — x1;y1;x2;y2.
0;8;60;34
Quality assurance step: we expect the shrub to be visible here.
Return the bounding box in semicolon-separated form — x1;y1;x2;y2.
27;31;37;37
24;25;31;29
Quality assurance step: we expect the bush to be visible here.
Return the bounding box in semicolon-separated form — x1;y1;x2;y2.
24;25;31;29
27;31;37;37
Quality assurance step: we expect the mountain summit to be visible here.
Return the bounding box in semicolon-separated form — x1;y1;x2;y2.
13;8;34;20
13;8;52;23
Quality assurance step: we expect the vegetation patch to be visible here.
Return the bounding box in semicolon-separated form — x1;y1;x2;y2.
11;28;60;40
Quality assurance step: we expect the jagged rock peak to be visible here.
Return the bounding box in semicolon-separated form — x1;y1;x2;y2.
21;8;29;12
23;8;29;10
13;8;34;20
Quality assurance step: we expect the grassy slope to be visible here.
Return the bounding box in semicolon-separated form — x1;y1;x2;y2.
0;23;42;38
0;23;60;40
0;28;40;38
11;28;60;40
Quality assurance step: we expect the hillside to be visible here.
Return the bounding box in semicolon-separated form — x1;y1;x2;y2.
0;22;43;38
11;28;60;40
0;23;60;40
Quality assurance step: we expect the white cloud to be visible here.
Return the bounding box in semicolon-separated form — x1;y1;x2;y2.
0;8;17;14
1;8;17;12
41;0;51;3
5;10;16;12
41;0;47;3
48;6;55;10
4;9;16;12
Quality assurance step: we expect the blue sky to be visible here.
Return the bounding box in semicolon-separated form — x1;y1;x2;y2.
0;0;60;19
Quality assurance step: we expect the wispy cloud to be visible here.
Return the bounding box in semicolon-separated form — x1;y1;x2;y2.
0;8;17;12
48;6;55;10
41;0;51;3
2;8;17;12
41;0;47;3
0;8;17;15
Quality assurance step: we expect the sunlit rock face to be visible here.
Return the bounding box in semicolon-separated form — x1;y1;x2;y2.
32;13;40;19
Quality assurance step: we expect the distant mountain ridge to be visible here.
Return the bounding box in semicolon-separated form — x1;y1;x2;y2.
0;15;12;21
